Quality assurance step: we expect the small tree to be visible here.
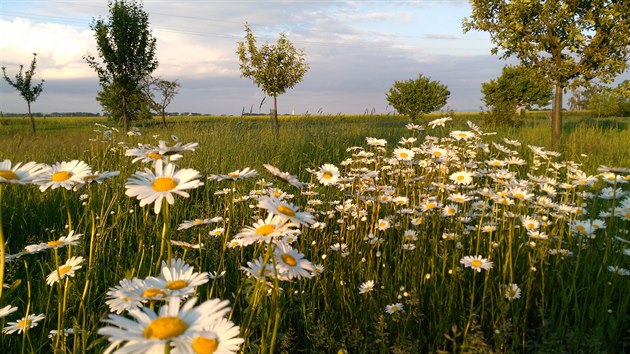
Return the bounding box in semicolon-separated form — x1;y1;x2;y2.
97;81;152;123
1;53;44;133
237;23;309;139
386;74;450;121
144;77;180;128
84;0;158;132
481;65;552;124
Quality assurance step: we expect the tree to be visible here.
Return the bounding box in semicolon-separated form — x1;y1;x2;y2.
481;65;552;124
97;81;152;123
144;77;180;128
568;89;589;111
84;0;158;132
237;23;309;139
385;74;450;121
463;1;630;143
1;53;44;133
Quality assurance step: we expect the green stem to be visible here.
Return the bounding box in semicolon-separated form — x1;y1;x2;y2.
0;184;4;304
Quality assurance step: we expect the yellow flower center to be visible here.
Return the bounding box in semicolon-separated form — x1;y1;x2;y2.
0;170;18;180
575;225;586;234
47;240;64;247
255;224;275;236
458;133;467;137
166;280;188;290
379;222;388;228
142;288;166;298
281;253;297;266
514;193;525;199
18;319;31;329
52;171;72;182
323;171;333;179
277;205;296;217
58;265;72;276
527;223;535;229
457;175;465;181
147;152;163;160
399;152;408;158
470;260;482;268
433;151;442;157
152;177;177;192
228;172;240;178
143;316;189;339
273;190;282;197
426;203;436;209
193;219;204;225
192;335;219;354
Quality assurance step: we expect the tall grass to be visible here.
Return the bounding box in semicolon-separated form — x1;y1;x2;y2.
0;113;629;353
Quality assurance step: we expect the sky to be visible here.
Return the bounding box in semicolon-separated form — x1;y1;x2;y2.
0;0;627;116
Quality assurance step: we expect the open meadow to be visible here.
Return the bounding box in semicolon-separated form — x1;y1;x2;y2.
0;112;629;353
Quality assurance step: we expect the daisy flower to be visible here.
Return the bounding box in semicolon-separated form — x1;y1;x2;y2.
504;283;522;301
0;160;46;184
460;255;493;272
172;317;244;354
145;259;209;298
393;147;415;161
449;171;474;185
157;140;199;156
3;313;45;334
125;144;184;164
427;116;452;128
450;130;476;140
46;256;84;286
106;278;147;314
232;214;295;246
24;230;83;254
98;297;231;353
274;242;314;280
385;303;403;314
80;170;120;186
263;164;306;188
0;305;18;318
125;160;203;214
35;160;92;191
366;137;387;147
358;280;375;294
209;227;224;237
258;195;315;226
316;164;340;186
208;167;258;181
177;217;223;230
240;257;276;280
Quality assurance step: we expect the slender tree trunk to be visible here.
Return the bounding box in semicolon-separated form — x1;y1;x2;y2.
27;101;36;133
272;95;279;139
552;84;563;145
161;108;167;128
122;94;129;132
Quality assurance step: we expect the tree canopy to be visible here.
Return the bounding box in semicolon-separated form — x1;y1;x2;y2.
386;74;450;121
464;0;630;142
84;0;158;131
237;23;309;139
1;53;44;133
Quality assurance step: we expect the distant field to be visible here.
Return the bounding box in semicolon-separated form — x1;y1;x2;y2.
0;111;629;353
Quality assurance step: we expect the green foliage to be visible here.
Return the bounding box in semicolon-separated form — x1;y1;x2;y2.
83;0;158;132
586;82;630;118
144;77;180;128
385;74;450;121
464;0;630;142
237;23;309;138
1;53;45;133
96;81;152;123
481;65;552;125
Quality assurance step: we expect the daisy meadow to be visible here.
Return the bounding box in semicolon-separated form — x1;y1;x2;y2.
35;160;92;191
0;160;46;184
125;160;203;214
460;255;494;272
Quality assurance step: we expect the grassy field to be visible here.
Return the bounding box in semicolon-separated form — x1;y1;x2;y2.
0;112;629;353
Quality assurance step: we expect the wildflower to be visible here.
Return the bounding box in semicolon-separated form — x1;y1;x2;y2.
274;242;314;280
607;266;630;276
316;164;340;186
145;259;209;298
0;305;18;318
232;214;295;246
125;144;183;164
208;168;258;181
157;140;198;155
0;160;46;184
460;255;493;272
450;130;475;140
209;227;224;237
428;116;451;128
98;297;231;353
105;278;148;314
177;217;224;230
241;257;275;280
504;283;521;301
376;218;391;231
449;171;474;185
385;303;403;314
258;195;315;226
405;123;423;131
442;204;458;217
358;280;375;294
172;317;244;354
24;230;83;254
366;137;387;147
125;160;203;214
393;147;415;161
263;164;306;188
46;256;84;286
3;313;45;334
82;170;120;185
35;160;92;191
